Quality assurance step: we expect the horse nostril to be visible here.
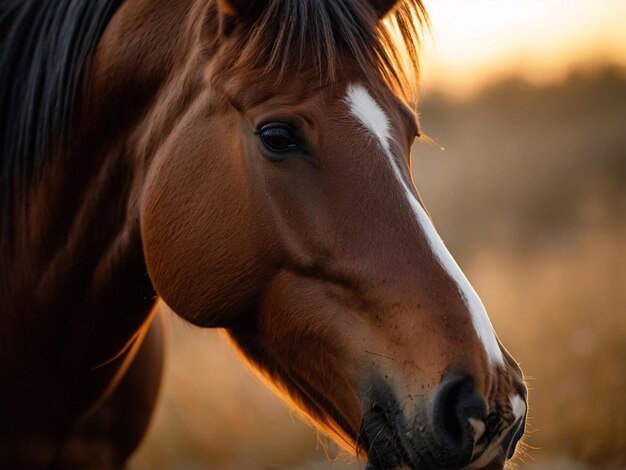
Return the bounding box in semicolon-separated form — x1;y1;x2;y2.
431;374;487;466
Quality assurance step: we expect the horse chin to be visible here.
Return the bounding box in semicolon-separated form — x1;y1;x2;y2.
359;409;410;470
358;400;510;470
361;432;510;470
363;448;507;470
362;447;508;470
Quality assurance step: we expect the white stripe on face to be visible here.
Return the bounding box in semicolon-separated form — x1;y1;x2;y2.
344;83;505;366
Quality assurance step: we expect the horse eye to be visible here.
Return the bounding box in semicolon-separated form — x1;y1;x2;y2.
258;126;300;153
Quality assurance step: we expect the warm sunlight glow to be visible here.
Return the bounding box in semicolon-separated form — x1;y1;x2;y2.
420;0;626;96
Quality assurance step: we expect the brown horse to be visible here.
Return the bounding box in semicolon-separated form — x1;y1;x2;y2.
0;0;527;468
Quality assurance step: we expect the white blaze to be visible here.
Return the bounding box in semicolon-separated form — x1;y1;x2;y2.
344;83;505;366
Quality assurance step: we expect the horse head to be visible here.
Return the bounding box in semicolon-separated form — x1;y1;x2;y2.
138;1;527;468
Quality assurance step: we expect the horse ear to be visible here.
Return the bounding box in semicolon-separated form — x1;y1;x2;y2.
369;0;401;18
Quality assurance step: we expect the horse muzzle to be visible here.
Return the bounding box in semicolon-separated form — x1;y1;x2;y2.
359;374;527;470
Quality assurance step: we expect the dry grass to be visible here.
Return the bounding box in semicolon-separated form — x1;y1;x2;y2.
130;317;320;470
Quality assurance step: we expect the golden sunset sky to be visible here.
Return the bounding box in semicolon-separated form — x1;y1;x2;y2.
420;0;626;96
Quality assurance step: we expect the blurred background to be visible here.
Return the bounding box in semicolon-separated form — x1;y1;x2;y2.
131;1;626;469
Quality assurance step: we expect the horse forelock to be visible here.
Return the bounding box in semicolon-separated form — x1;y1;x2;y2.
210;0;428;109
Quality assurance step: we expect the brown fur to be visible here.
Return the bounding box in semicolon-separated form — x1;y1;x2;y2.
0;0;526;467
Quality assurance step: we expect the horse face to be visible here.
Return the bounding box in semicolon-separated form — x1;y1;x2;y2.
141;73;526;469
140;2;527;469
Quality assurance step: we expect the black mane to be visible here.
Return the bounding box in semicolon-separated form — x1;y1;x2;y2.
0;0;119;219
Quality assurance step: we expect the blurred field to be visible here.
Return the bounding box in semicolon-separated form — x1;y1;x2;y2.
130;65;626;470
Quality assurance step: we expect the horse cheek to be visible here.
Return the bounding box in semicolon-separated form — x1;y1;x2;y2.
139;132;274;327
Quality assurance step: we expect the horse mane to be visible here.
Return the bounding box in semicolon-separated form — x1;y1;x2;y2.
218;0;428;107
0;0;119;219
0;0;427;229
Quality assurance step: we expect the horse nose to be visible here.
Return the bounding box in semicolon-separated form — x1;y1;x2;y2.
431;373;528;467
505;391;528;459
431;374;488;466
